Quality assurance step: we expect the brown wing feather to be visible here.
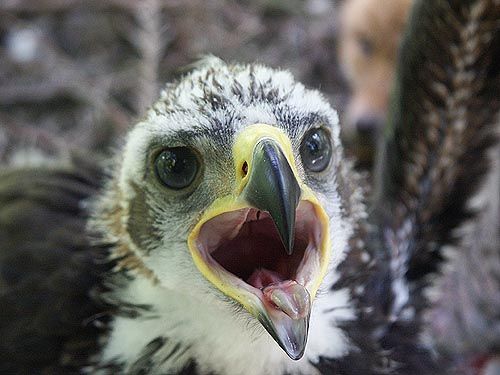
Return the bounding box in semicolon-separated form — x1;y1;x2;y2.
0;153;114;374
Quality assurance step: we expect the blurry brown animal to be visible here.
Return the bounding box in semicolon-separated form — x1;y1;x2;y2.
338;0;413;140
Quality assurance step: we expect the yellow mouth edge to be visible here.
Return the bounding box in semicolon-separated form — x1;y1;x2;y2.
187;190;331;311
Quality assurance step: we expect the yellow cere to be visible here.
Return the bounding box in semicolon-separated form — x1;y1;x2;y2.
232;124;300;194
187;123;331;310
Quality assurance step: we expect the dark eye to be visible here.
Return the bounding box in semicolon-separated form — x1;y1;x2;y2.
358;36;374;57
154;147;200;190
300;127;332;172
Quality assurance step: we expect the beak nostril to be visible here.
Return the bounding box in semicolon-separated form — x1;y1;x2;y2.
242;161;248;176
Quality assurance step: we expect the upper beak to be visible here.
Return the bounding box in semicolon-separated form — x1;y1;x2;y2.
242;138;301;255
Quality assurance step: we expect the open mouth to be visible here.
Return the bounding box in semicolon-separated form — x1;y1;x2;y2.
196;200;323;301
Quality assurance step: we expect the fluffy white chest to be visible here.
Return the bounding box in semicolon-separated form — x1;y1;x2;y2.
100;277;353;375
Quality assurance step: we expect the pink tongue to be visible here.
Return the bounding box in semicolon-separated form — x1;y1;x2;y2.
247;269;310;320
247;268;283;289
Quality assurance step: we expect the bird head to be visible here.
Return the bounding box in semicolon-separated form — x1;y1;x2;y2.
95;57;351;360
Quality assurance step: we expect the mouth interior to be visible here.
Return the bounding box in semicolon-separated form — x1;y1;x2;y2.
197;201;321;291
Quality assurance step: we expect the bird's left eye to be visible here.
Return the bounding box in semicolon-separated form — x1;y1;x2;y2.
300;127;332;172
154;147;200;190
358;36;374;57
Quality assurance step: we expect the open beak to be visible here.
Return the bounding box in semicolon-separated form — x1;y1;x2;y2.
188;124;331;360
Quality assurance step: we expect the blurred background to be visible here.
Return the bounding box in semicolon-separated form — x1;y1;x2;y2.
0;0;349;161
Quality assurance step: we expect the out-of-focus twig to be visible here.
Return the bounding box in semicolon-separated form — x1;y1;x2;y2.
0;0;148;11
0;0;346;154
133;0;166;115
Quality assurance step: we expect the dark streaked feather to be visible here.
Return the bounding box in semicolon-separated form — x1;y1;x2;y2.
129;337;166;375
428;147;500;372
374;0;500;367
331;229;444;374
374;0;499;283
0;153;116;374
331;0;498;373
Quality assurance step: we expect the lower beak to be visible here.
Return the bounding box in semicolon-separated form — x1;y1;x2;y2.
258;282;311;359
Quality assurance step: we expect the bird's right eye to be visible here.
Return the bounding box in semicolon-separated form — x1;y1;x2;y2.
154;147;200;190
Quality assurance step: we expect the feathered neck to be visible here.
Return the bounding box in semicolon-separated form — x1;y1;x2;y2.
94;262;354;375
